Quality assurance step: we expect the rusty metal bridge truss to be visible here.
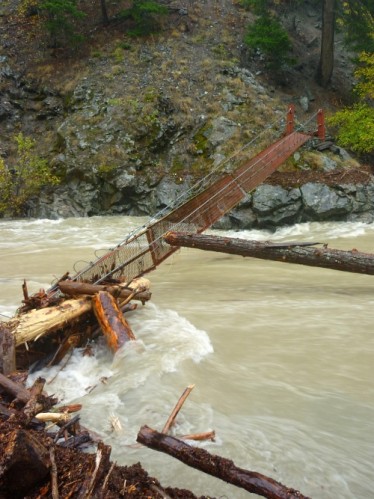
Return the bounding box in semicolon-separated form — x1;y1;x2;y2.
53;106;325;288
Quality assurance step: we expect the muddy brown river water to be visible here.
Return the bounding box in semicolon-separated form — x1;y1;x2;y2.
1;216;373;498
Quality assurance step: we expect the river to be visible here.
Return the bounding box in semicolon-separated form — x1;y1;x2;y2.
1;216;373;499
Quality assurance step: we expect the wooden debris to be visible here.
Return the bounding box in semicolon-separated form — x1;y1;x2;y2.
0;371;31;404
23;376;49;422
50;445;59;499
10;297;93;347
0;428;50;496
35;412;70;424
162;384;195;434
181;430;216;442
77;441;112;498
0;322;16;375
55;403;82;414
92;291;136;352
137;425;310;499
164;231;374;275
58;280;151;304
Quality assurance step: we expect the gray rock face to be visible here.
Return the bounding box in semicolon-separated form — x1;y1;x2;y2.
31;176;374;229
206;117;238;147
252;185;302;227
300;182;352;219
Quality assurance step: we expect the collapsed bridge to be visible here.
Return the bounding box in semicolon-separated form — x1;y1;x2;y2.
53;106;325;289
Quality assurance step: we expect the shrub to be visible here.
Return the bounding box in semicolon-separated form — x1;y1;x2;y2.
0;134;60;217
328;52;374;154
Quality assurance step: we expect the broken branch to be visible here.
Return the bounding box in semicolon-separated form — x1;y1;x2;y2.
137;426;310;499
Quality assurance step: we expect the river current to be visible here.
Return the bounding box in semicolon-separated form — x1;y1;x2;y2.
1;216;373;498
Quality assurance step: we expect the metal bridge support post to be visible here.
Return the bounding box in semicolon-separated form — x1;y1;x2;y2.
317;108;326;140
285;104;295;135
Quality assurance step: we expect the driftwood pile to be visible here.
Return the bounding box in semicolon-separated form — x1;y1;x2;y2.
0;372;200;498
0;277;151;375
0;267;313;498
0;371;310;498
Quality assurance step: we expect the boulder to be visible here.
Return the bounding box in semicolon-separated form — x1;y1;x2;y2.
300;182;352;219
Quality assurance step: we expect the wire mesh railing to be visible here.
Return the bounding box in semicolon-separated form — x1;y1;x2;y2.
66;130;311;287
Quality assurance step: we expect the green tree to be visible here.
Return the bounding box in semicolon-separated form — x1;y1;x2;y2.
242;1;373;87
0;134;60;217
244;11;293;69
120;0;169;36
39;0;85;46
340;0;374;53
18;0;85;47
328;52;374;154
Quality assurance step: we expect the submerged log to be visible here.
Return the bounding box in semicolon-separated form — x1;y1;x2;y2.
58;280;151;304
137;426;310;499
92;291;136;352
164;231;374;275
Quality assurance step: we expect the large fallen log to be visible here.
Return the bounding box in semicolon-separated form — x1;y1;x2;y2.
58;280;151;304
8;297;93;347
92;291;136;352
164;231;374;275
137;425;310;499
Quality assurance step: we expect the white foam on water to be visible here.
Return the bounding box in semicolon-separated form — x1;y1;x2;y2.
217;220;374;242
27;302;213;403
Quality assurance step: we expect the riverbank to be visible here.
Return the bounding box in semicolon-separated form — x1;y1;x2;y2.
0;382;202;498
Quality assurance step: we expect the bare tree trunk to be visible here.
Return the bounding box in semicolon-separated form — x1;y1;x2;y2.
137;426;310;499
100;0;109;24
316;0;336;87
164;231;374;275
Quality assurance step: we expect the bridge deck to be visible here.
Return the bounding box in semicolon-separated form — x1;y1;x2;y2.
68;131;311;286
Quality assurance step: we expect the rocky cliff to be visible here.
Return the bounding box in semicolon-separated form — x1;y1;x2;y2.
0;0;372;227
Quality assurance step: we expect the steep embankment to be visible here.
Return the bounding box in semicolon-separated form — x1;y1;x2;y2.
0;0;372;226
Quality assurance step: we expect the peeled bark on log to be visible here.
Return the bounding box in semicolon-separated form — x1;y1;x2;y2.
137;426;310;499
58;280;151;304
92;291;136;352
164;231;374;275
9;297;92;347
35;412;70;424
